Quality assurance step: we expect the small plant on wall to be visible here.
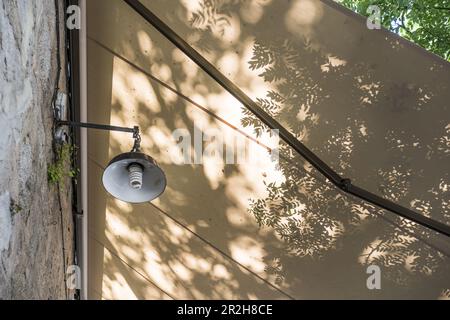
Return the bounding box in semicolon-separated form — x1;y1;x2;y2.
48;143;77;186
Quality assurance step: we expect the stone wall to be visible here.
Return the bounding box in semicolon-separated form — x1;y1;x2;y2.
0;0;74;299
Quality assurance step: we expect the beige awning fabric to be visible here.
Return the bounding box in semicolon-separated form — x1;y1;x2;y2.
86;0;450;300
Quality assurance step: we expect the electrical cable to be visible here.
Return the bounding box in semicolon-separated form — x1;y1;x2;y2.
63;0;85;300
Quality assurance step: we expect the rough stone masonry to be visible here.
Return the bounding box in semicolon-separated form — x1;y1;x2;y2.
0;0;74;299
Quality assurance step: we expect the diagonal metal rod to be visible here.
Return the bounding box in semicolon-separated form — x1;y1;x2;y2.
123;0;450;237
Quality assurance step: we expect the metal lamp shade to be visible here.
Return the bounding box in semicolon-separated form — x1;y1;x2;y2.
102;152;166;203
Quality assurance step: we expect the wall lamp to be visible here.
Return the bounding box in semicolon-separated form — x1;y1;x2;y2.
55;120;166;204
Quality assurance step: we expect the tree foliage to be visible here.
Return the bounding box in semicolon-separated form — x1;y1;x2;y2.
336;0;450;61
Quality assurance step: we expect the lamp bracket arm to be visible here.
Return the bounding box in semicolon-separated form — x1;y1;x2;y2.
57;121;138;134
57;121;141;152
